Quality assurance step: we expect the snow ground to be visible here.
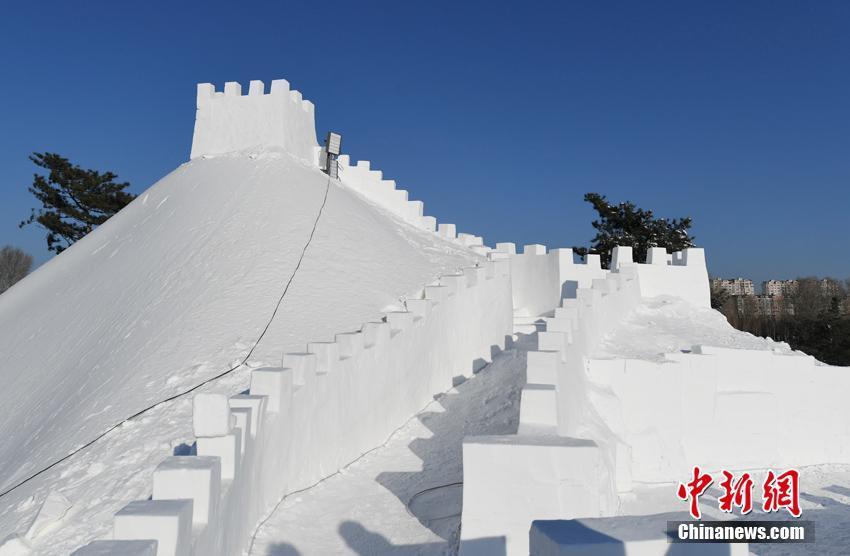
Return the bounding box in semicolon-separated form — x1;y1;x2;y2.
595;296;795;361
248;332;532;556
0;150;479;551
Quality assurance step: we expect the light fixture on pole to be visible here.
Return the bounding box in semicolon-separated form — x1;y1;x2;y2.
324;132;342;179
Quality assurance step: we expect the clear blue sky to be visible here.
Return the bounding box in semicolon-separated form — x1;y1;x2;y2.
1;1;848;287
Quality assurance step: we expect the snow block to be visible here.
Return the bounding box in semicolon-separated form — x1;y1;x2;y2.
192;393;232;438
281;352;316;387
526;351;559;385
385;311;415;332
471;245;491;256
249;367;292;412
424;285;448;302
544;317;572;334
113;499;192;556
519;384;558;433
408;200;424;218
223;81;241;96
270;78;290;94
523;244;547;255
538;331;567;354
530;515;748;556
496;242;517;255
361;321;390;348
405;299;432;319
682;247;706;267
421;216;437;232
229;394;265;438
197;432;241;480
460;436;606;556
440;274;466;294
335;332;364;359
307;342;340;374
457;233;475;246
646;247;667;265
611;245;634;268
585;254;601;268
248;80;264;96
230;407;252;454
438;223;457;239
72;540;158;556
152;456;221;526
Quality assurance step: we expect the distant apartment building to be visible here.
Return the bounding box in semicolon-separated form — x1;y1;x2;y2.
712;277;755;296
820;278;843;297
735;294;787;318
763;279;799;297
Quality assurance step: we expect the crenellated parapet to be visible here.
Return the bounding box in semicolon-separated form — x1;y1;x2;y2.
190;79;318;163
71;259;513;555
336;155;489;252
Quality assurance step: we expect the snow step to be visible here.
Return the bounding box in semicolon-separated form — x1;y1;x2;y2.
518;384;558;434
113;499;193;556
152;456;221;526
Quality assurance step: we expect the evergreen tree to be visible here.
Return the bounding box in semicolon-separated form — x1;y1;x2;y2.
20;153;136;253
573;193;695;268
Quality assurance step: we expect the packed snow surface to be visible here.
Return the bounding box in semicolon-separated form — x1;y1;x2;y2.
0;148;479;551
249;331;530;556
595;296;795;361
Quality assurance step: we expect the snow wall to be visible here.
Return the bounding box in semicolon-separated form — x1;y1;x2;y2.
498;243;708;320
461;245;841;555
190;79;318;164
59;79;512;555
74;258;512;555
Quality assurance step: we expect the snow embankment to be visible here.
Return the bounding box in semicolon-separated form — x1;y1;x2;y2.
595;296;795;361
0;147;482;552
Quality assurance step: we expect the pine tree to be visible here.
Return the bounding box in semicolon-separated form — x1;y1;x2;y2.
573;193;695;268
20;153;136;253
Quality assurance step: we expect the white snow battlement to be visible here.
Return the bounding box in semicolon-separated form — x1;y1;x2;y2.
502;243;709;318
190;79;318;163
336;155;490;254
72;259;512;555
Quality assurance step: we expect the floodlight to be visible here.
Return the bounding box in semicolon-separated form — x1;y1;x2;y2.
326;132;342;156
327;158;339;179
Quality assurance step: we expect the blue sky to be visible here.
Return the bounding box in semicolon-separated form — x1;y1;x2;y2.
1;1;848;287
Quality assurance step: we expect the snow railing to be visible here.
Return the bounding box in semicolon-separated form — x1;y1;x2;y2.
336;156;489;253
190;80;319;165
72;258;513;555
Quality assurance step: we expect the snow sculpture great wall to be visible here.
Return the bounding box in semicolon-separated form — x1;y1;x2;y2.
0;76;847;555
0;79;495;554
